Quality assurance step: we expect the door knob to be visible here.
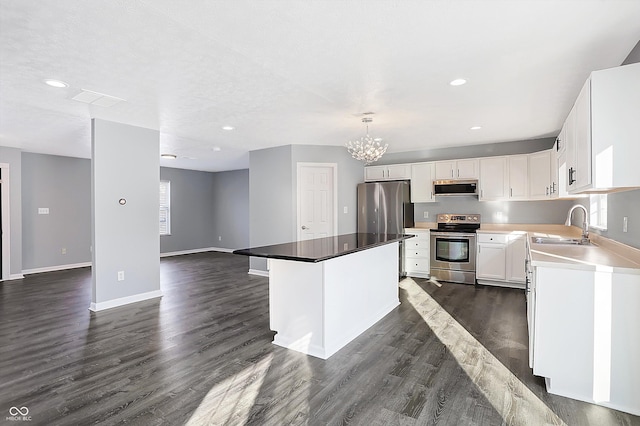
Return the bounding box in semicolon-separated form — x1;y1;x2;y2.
301;226;309;230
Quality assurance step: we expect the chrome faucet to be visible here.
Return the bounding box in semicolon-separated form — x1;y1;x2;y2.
565;204;589;241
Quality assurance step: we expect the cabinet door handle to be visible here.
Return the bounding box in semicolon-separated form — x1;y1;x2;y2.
457;169;460;177
546;187;549;196
568;167;576;185
553;181;556;193
451;169;454;178
510;188;513;197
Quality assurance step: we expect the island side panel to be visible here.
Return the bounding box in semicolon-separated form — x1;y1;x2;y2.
323;242;400;358
268;259;326;357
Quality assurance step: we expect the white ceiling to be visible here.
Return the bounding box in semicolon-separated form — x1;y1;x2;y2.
1;1;639;172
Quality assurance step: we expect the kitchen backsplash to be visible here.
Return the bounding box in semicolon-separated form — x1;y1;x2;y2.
414;196;576;224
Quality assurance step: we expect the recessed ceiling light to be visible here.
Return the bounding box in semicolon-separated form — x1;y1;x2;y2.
44;79;69;88
470;126;482;130
161;154;177;159
449;79;467;86
212;147;222;152
222;126;235;131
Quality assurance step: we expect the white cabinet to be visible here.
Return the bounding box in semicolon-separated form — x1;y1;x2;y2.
364;164;411;181
435;159;479;179
564;62;640;193
404;229;430;278
567;78;592;192
476;232;526;288
508;155;529;200
531;265;640;414
479;157;508;201
476;233;507;281
410;162;436;203
528;150;551;200
506;234;526;283
550;141;560;198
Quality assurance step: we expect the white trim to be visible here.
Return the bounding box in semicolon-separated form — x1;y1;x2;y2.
248;268;269;277
296;162;338;241
89;290;163;312
160;247;233;257
0;163;11;281
23;262;92;275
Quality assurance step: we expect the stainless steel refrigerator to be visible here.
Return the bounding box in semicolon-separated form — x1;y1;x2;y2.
357;181;414;275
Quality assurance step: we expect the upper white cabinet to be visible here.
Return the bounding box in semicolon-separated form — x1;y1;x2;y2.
508;155;529;200
410;162;436;203
364;164;411;181
479;157;508;201
528;150;551;200
435;159;479;180
565;62;640;193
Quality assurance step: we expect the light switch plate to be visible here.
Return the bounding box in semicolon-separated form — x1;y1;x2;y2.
623;216;628;233
343;206;348;214
38;207;49;215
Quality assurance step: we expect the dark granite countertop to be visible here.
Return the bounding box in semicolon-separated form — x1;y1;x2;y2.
233;233;414;263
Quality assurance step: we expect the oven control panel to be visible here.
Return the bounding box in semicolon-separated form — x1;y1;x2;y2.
437;214;480;224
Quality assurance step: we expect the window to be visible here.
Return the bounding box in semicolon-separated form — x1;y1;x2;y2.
160;180;171;235
590;194;607;230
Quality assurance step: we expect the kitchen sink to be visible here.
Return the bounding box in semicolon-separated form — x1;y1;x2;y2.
531;236;591;245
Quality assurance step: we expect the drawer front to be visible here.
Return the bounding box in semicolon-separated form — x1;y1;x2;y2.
405;258;430;272
405;239;430;249
405;248;429;259
477;233;507;244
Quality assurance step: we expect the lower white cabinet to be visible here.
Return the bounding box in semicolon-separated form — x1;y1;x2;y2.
404;229;430;278
531;265;640;415
476;232;526;288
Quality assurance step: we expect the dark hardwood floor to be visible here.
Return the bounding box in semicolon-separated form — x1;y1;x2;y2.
1;252;638;425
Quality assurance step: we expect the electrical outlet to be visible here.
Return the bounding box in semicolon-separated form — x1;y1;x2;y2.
38;207;49;215
61;248;66;255
218;236;222;241
343;206;348;214
117;271;125;281
423;211;429;219
623;216;628;233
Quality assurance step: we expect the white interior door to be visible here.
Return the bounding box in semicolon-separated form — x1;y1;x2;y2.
297;163;337;241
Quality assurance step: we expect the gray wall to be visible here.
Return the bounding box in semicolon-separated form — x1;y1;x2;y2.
91;119;160;305
249;145;293;271
159;167;216;253
590;189;640;249
22;153;91;270
291;145;363;235
211;168;249;250
378;138;555;165
622;40;640;65
248;144;364;272
414;197;575;225
0;146;22;277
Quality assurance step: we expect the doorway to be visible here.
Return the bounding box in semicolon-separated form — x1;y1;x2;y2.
296;163;337;241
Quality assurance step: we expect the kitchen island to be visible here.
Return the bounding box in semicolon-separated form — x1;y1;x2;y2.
233;233;413;359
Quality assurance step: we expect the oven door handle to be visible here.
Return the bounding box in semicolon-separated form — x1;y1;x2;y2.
430;232;477;238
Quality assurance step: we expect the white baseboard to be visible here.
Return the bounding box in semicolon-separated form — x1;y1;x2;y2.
89;290;163;312
160;247;234;257
22;262;92;275
4;273;25;281
248;268;269;277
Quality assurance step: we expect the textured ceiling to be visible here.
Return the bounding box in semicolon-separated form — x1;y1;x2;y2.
1;1;639;172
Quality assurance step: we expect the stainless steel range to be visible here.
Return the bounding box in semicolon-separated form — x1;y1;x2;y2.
430;214;480;285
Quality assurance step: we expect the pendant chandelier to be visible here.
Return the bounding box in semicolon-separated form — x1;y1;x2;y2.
346;117;388;165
